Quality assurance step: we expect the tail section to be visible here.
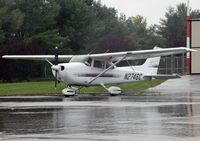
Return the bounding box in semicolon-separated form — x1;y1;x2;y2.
124;46;161;75
141;47;161;75
142;56;161;68
142;56;161;75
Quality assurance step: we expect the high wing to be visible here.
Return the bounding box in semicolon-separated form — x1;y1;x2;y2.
2;55;73;62
2;47;196;62
89;47;196;61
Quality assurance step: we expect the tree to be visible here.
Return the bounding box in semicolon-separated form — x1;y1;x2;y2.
86;1;128;52
0;0;24;43
123;15;163;50
158;3;200;47
15;0;71;54
0;39;44;82
0;21;5;43
85;0;93;6
15;0;59;37
56;0;96;52
29;30;70;54
88;35;137;53
125;15;148;49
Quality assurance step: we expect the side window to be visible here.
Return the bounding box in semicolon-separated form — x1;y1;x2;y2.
106;61;114;69
94;60;104;69
106;62;110;69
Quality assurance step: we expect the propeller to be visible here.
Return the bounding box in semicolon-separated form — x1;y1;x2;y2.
54;46;58;89
45;47;60;89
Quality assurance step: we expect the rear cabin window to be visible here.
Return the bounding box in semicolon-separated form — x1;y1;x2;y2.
105;61;115;69
93;60;104;69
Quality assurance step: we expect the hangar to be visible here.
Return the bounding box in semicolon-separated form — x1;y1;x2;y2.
190;19;200;74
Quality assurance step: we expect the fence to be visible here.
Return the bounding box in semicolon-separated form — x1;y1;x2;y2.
158;53;186;75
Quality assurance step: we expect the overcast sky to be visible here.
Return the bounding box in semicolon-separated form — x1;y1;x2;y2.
100;0;200;26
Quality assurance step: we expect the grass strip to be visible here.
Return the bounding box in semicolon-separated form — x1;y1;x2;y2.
0;79;164;96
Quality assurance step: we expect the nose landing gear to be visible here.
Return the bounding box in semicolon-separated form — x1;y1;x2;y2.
62;86;78;97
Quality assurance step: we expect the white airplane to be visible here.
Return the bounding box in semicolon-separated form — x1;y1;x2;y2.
2;46;195;96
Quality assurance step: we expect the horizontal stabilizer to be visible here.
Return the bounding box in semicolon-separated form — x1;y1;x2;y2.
144;74;181;80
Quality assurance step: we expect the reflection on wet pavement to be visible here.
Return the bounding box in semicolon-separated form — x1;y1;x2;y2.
0;75;200;141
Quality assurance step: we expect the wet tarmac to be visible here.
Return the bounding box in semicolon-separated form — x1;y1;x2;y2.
0;75;200;141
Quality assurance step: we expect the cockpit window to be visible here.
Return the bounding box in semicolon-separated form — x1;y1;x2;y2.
85;57;92;66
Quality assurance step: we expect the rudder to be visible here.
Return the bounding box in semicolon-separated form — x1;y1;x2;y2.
141;56;161;75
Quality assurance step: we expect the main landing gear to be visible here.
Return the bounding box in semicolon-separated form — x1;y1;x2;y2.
100;83;121;96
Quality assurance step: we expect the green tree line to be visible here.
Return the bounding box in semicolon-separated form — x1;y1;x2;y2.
0;0;200;81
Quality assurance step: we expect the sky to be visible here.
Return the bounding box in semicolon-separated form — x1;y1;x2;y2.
100;0;200;26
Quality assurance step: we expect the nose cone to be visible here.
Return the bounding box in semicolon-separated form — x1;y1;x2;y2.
51;65;62;81
51;65;60;71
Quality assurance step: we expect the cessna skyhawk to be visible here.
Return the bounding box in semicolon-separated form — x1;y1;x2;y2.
2;46;195;96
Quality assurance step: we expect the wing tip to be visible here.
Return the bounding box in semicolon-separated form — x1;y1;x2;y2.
184;48;197;52
2;55;8;59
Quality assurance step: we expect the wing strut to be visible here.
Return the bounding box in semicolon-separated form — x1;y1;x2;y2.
87;55;127;85
125;58;135;72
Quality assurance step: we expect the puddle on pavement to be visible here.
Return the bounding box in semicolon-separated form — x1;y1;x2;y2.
0;92;200;139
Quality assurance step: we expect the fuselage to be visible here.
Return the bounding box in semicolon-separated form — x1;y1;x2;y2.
54;62;151;86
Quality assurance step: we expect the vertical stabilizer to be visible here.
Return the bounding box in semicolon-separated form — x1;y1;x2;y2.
141;57;161;75
141;47;161;75
142;56;161;68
